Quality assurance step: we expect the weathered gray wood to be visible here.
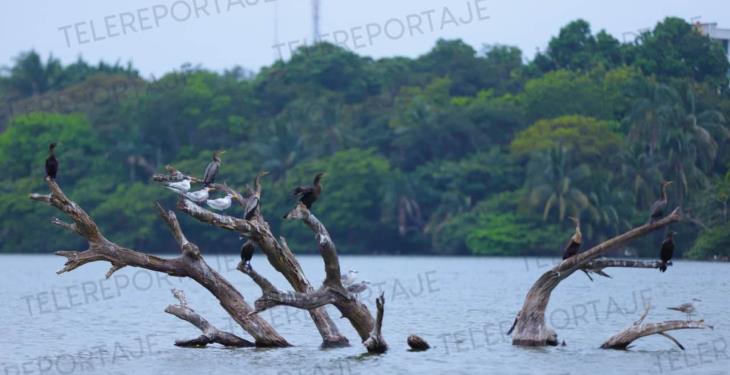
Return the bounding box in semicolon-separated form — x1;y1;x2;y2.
511;208;682;346
165;289;254;348
287;203;388;353
601;305;710;350
581;258;672;279
364;293;388;353
242;203;388;353
153;169;349;347
30;178;288;347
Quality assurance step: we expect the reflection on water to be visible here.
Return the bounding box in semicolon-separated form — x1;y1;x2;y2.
1;255;728;375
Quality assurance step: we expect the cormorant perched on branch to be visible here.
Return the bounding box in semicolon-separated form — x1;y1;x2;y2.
649;181;673;223
293;172;325;209
243;171;269;220
659;231;676;273
240;240;256;269
203;150;225;186
45;143;58;180
562;217;582;260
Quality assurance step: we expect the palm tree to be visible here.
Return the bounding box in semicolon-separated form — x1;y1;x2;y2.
660;89;727;203
525;147;593;222
626;84;728;204
619;144;663;208
585;178;634;241
624;83;677;155
251;121;305;180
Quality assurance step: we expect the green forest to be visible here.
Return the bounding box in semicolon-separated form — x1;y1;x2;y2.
1;17;729;259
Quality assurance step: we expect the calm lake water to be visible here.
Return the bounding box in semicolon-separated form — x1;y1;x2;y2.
1;255;729;375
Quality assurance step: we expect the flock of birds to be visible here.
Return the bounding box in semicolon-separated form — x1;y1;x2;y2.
561;180;675;272
559;180;701;320
164;151;234;211
44;145;327;271
161;151;326;270
44;144;695;316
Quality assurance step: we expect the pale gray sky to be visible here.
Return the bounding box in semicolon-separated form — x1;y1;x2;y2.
1;0;728;77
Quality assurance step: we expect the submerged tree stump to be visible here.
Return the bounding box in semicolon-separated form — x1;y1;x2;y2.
510;208;682;347
156;169;349;348
241;203;389;353
407;335;430;351
32;169;389;353
30;178;288;347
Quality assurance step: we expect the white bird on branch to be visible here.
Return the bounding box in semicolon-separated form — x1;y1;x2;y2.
347;281;370;295
341;269;359;287
667;298;701;320
165;178;191;193
184;187;212;203
206;194;233;211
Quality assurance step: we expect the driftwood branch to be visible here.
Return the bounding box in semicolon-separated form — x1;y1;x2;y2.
30;178;288;347
154;169;349;347
164;289;254;348
511;208;682;346
601;305;711;350
250;203;389;353
581;258;671;279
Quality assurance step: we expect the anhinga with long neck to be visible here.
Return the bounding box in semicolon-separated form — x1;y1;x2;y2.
293;172;325;209
562;216;582;260
203;150;225;186
650;181;673;223
243;171;269;220
45;143;58;180
659;231;676;273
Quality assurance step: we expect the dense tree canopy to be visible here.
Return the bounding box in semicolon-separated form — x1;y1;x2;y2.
1;17;728;260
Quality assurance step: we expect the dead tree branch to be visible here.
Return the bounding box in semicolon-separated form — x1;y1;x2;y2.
253;203;388;353
153;169;348;347
30;178;288;347
511;208;682;347
601;305;711;350
581;258;671;279
165;289;254;348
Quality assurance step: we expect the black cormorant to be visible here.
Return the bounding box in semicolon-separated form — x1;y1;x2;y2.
45;143;58;180
659;231;675;272
240;240;255;269
649;181;673;223
293;172;325;209
203;151;225;186
562;217;582;260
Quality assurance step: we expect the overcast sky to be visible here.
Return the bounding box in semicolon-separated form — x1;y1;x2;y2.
1;0;728;78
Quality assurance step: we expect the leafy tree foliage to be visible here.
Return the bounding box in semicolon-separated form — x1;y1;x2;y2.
1;17;728;260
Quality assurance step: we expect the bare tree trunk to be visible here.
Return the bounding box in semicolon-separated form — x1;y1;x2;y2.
242;203;388;353
510;208;682;347
29;178;288;347
601;305;711;350
154;169;349;347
